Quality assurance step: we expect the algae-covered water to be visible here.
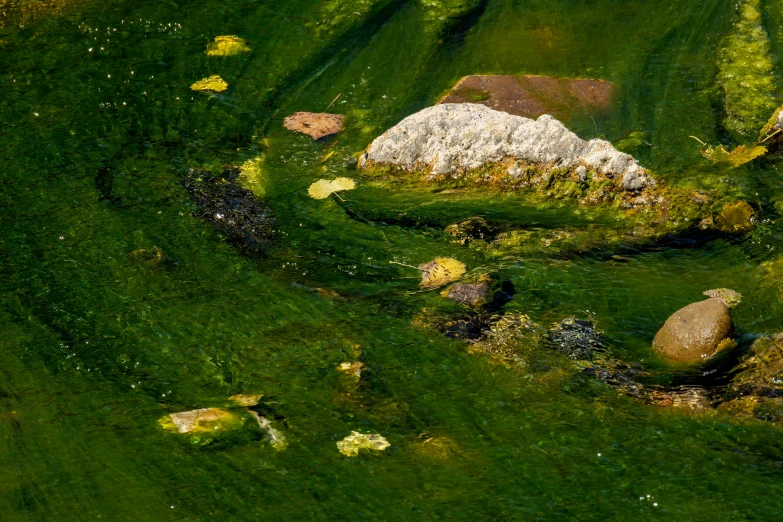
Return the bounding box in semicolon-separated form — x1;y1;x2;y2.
3;0;783;519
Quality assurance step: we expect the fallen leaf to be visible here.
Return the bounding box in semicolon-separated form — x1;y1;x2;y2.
703;288;742;308
284;112;344;140
191;75;228;92
337;431;390;456
307;177;355;199
701;144;767;167
715;200;755;232
206;35;251;56
418;257;466;289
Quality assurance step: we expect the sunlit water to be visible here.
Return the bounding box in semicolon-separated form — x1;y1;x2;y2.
2;0;783;519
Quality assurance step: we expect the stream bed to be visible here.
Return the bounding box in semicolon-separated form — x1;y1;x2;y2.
2;0;783;519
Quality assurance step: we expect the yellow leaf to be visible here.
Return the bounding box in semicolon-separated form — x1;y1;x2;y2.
206;35;251;56
307;177;356;199
238;156;265;196
191;75;228;92
337;431;390;457
701;144;767;167
418;257;466;289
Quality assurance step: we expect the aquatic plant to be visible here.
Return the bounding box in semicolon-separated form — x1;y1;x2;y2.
716;0;777;140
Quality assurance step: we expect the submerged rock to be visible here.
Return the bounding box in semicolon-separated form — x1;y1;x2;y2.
184;167;274;255
438;75;615;122
467;312;545;363
444;217;499;246
645;386;714;411
228;394;263;407
159;408;245;434
248;411;288;450
549;317;606;360
728;333;783;398
652;297;735;363
128;247;163;268
445;281;492;307
359;104;650;192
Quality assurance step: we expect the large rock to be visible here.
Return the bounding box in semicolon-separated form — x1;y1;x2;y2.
358;104;651;191
652;298;735;363
438;75;615;122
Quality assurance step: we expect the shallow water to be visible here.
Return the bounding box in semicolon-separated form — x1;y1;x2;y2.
3;0;783;519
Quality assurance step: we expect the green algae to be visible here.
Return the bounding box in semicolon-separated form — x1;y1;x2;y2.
717;0;778;141
4;0;783;519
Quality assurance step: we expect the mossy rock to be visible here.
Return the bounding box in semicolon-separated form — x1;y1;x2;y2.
729;333;783;397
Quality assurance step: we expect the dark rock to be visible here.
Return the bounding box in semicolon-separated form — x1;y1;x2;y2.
652;298;735;363
549;317;605;360
444;217;499;246
184;167;274;255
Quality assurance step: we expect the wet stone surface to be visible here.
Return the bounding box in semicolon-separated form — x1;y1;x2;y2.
549;317;606;360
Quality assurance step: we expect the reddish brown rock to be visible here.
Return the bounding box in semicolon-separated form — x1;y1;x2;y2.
438;75;615;121
652;298;735;364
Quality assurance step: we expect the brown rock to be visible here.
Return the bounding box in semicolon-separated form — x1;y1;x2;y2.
283;112;344;140
438;75;615;121
652;298;734;363
446;282;492;307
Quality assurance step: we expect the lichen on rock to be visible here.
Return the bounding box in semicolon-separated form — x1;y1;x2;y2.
359;104;650;191
356;104;719;236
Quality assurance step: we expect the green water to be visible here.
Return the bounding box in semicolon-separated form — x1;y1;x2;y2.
2;0;783;519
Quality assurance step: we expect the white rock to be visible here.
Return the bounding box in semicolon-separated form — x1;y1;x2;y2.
359;104;651;191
